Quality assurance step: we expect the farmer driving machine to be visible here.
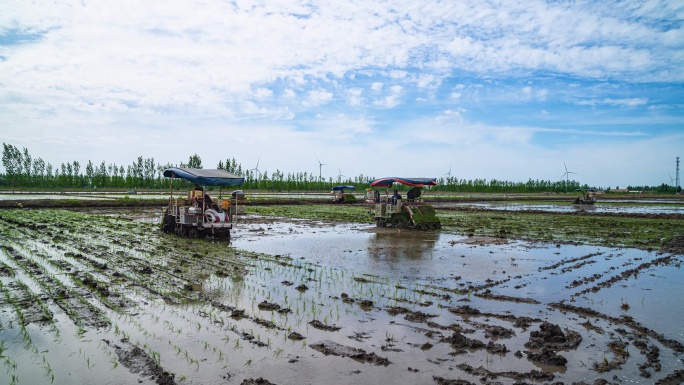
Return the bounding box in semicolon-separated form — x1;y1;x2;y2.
160;168;246;239
331;185;356;203
365;177;441;230
573;188;598;205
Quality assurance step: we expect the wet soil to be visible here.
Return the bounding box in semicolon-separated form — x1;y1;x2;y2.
105;338;176;385
0;202;682;384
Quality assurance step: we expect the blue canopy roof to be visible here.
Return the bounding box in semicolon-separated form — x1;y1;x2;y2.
163;168;244;187
370;177;437;187
332;185;355;191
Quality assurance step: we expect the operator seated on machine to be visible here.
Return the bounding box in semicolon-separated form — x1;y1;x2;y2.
191;184;204;202
202;191;222;212
391;189;402;205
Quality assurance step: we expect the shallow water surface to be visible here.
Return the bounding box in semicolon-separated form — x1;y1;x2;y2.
1;209;682;385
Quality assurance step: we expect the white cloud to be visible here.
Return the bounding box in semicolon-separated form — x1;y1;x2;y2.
0;0;680;188
347;88;363;106
536;89;548;101
373;95;400;108
577;98;649;107
253;88;274;99
303;89;333;107
522;86;533;100
450;92;462;101
281;89;296;98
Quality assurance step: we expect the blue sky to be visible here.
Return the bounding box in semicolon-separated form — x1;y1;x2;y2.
1;0;682;188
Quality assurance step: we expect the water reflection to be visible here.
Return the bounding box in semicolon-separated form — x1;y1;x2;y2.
367;229;440;261
435;201;683;214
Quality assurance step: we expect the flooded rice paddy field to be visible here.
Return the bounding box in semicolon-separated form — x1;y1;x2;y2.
0;206;683;385
433;201;684;215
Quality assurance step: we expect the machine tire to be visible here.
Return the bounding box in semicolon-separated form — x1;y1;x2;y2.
188;228;199;239
161;214;176;233
179;226;189;237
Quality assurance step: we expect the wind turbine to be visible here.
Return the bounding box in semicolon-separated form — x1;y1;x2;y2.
315;155;328;180
337;167;346;182
443;164;453;180
560;162;577;183
251;159;261;185
669;174;676;186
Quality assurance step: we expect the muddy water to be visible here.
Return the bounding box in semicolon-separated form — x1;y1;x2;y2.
228;216;684;383
2;208;683;385
434;201;684;214
231;217;684;335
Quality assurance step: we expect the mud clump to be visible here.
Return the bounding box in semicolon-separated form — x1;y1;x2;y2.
309;320;341;331
526;348;568;366
661;234;684;255
295;284;309;292
288;332;305;341
386;306;411;316
404;310;438;323
105;338;176;385
358;299;374;311
433;376;475;385
241;378;276;385
525;321;581;350
512;316;538;330
441;332;485;350
257;301;281;311
484;325;515;339
455;363;555;382
593;340;629;373
485;341;507;354
310;340;390;366
448;305;480;316
655;369;684;385
634;340;661;377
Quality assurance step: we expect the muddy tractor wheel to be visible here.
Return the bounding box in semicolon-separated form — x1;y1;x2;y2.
161;215;176;233
376;219;385;228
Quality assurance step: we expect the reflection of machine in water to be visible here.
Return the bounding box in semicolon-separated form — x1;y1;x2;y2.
367;229;441;261
366;177;441;230
573;188;597;205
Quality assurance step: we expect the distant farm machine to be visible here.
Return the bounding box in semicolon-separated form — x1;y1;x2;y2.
331;185;356;203
573;188;598;205
365;177;441;230
160;168;246;239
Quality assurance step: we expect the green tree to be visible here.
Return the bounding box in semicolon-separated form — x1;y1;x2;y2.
187;154;202;169
2;143;23;187
86;160;94;188
22;147;32;183
72;161;80;187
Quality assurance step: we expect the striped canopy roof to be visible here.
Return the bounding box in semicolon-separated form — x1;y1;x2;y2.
370;177;437;187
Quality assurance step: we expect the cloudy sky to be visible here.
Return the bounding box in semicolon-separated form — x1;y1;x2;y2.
1;0;682;188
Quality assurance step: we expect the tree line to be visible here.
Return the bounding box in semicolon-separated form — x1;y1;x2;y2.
1;143;679;193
